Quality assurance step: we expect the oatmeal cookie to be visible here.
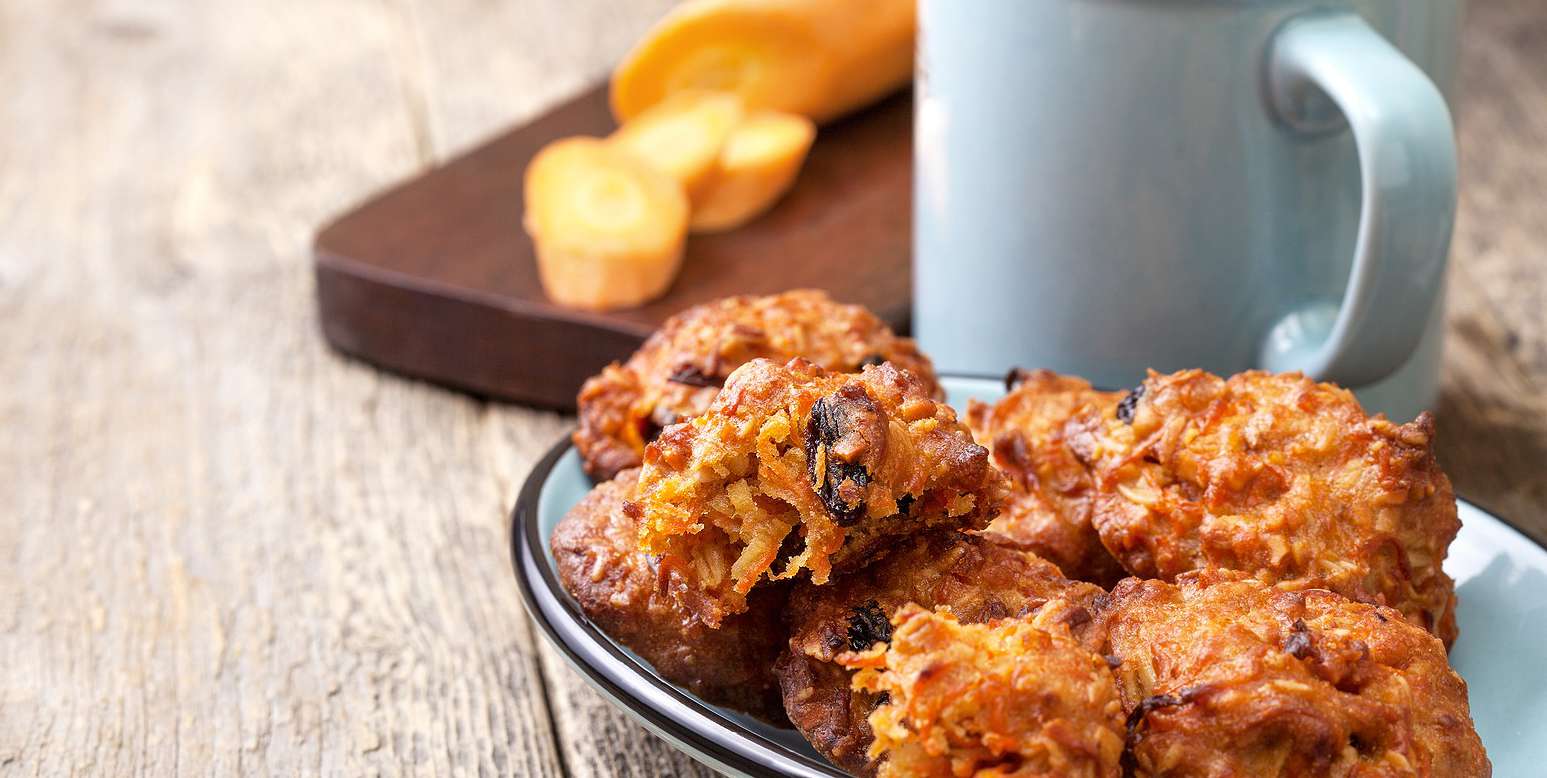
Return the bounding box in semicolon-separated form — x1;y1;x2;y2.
574;290;939;481
777;530;1105;775
551;469;787;721
967;368;1127;585
1100;571;1488;777
1067;369;1460;644
841;604;1125;778
635;358;1003;627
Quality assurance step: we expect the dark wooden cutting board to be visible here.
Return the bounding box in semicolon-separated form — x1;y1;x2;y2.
313;85;912;410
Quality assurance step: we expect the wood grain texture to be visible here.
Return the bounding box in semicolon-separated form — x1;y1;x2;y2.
1437;0;1547;541
0;0;685;775
0;2;1543;778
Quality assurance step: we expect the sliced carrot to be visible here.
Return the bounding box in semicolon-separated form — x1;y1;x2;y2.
809;0;915;123
608;90;744;198
690;110;816;232
523;137;688;311
613;0;914;125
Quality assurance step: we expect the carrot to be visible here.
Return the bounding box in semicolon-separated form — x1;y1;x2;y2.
522;137;688;311
611;0;914;126
690;110;816;232
608;90;744;198
810;0;915;123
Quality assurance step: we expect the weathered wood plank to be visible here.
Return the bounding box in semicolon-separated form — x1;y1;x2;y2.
1438;0;1547;541
534;643;717;778
0;0;568;775
401;0;678;156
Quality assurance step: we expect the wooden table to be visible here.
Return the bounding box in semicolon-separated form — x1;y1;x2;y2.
3;1;1542;774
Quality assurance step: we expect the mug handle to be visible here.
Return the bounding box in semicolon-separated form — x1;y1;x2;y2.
1258;11;1457;387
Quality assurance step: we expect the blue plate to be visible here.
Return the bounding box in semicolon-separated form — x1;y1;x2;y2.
512;375;1547;776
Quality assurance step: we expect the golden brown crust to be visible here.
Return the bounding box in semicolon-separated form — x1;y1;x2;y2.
776;651;877;774
778;531;1107;775
842;605;1126;778
550;469;787;722
1067;369;1460;645
573;290;941;481
636;358;1004;627
1099;571;1489;777
967;369;1128;586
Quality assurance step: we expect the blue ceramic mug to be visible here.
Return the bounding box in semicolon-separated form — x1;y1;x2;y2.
914;0;1461;420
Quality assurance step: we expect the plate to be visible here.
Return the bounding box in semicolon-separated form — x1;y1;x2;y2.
511;375;1547;776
